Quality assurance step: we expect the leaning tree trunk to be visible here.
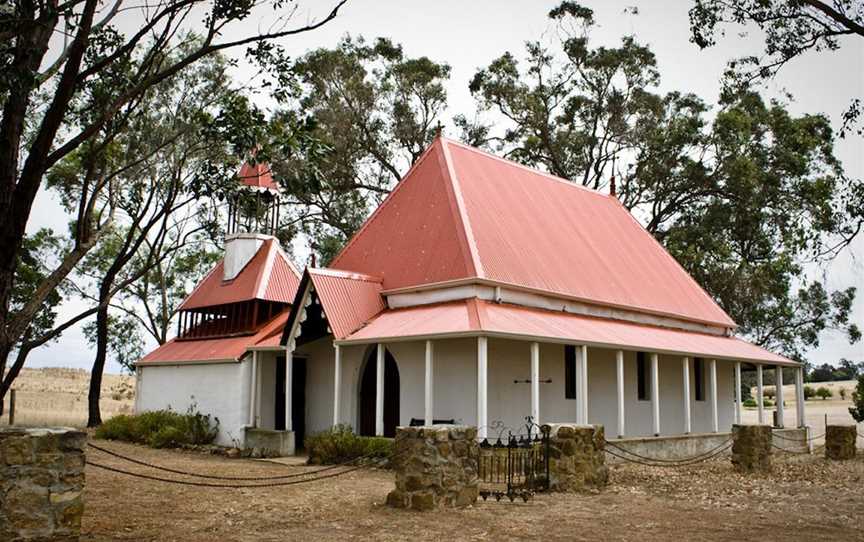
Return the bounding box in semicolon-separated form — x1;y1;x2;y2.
87;289;111;427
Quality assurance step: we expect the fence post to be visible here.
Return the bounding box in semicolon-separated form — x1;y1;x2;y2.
8;389;15;426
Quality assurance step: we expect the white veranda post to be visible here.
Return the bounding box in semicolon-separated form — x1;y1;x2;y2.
424;340;434;426
650;353;660;436
775;366;785;428
285;346;293;431
616;350;625;438
530;342;540;426
682;357;691;434
709;359;719;433
574;346;584;424
796;366;806;428
580;345;588;424
332;344;341;427
248;351;258;427
254;350;262;427
756;364;765;424
477;337;488;440
734;362;742;426
375;344;385;437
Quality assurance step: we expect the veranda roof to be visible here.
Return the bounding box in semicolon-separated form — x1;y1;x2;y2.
339;299;795;366
138;310;290;364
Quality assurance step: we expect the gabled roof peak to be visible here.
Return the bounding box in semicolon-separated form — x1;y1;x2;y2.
179;239;300;310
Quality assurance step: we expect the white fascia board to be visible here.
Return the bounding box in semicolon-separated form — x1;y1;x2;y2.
385;282;729;336
334;330;800;367
135;358;239;367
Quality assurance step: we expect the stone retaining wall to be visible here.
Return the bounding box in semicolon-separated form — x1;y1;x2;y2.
606;432;731;464
387;425;479;511
771;427;809;454
544;424;608;492
0;427;86;541
731;424;772;473
825;425;857;460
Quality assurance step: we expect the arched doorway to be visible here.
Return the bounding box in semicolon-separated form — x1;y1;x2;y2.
359;348;400;437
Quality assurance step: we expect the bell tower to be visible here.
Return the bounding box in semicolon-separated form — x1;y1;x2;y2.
224;160;281;281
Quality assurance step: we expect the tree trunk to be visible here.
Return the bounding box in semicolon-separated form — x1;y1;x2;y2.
87;292;111;427
0;340;32;417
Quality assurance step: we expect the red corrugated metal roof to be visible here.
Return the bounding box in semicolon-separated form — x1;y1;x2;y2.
342;299;792;365
307;268;386;339
331;137;735;329
329;141;477;290
238;161;278;191
139;310;290;364
179;239;300;310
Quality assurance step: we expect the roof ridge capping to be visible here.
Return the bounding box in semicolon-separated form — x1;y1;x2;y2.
308;267;384;282
440;137;609;198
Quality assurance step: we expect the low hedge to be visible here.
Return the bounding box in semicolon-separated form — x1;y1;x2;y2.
742;398;775;408
305;424;392;465
95;405;219;449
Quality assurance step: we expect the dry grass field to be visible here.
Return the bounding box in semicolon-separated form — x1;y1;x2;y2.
0;367;135;428
80;439;864;541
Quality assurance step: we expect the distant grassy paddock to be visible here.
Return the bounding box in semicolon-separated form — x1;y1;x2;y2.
0;367;134;428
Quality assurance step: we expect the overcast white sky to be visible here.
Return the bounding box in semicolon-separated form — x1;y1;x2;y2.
24;0;864;374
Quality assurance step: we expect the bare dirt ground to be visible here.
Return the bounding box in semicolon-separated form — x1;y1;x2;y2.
82;439;864;541
0;367;134;428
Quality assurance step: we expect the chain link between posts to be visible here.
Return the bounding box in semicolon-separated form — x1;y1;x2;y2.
85;441;394;489
602;437;734;468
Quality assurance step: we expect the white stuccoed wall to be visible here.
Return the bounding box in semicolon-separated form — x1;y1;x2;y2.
301;336;736;439
257;353;277;430
136;360;252;447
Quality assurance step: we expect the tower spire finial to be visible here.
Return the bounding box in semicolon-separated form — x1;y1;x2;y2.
609;156;617;198
435;121;443;139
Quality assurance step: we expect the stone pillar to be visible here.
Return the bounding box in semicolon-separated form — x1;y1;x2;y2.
544;424;608;492
387;426;479;511
731;424;772;473
825;425;857;460
0;428;86;541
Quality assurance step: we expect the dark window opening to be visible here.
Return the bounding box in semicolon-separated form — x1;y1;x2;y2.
694;358;705;401
637;352;649;401
565;345;577;400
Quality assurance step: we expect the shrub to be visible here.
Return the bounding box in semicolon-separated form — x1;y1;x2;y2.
816;387;833;400
95;403;219;449
149;425;188;449
839;388;847;400
305;424;393;465
803;386;815;400
742;398;757;408
763;399;774;407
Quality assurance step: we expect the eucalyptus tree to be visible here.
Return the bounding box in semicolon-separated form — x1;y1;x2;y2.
0;0;347;405
270;36;451;263
689;0;864;136
54;48;237;425
464;2;862;361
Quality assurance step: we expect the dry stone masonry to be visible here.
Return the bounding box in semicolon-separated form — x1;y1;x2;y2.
387;425;479;511
825;425;857;460
731;424;772;473
0;427;86;541
544;423;608;492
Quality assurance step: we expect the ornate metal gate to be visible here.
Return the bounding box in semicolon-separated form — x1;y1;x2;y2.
477;419;550;502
